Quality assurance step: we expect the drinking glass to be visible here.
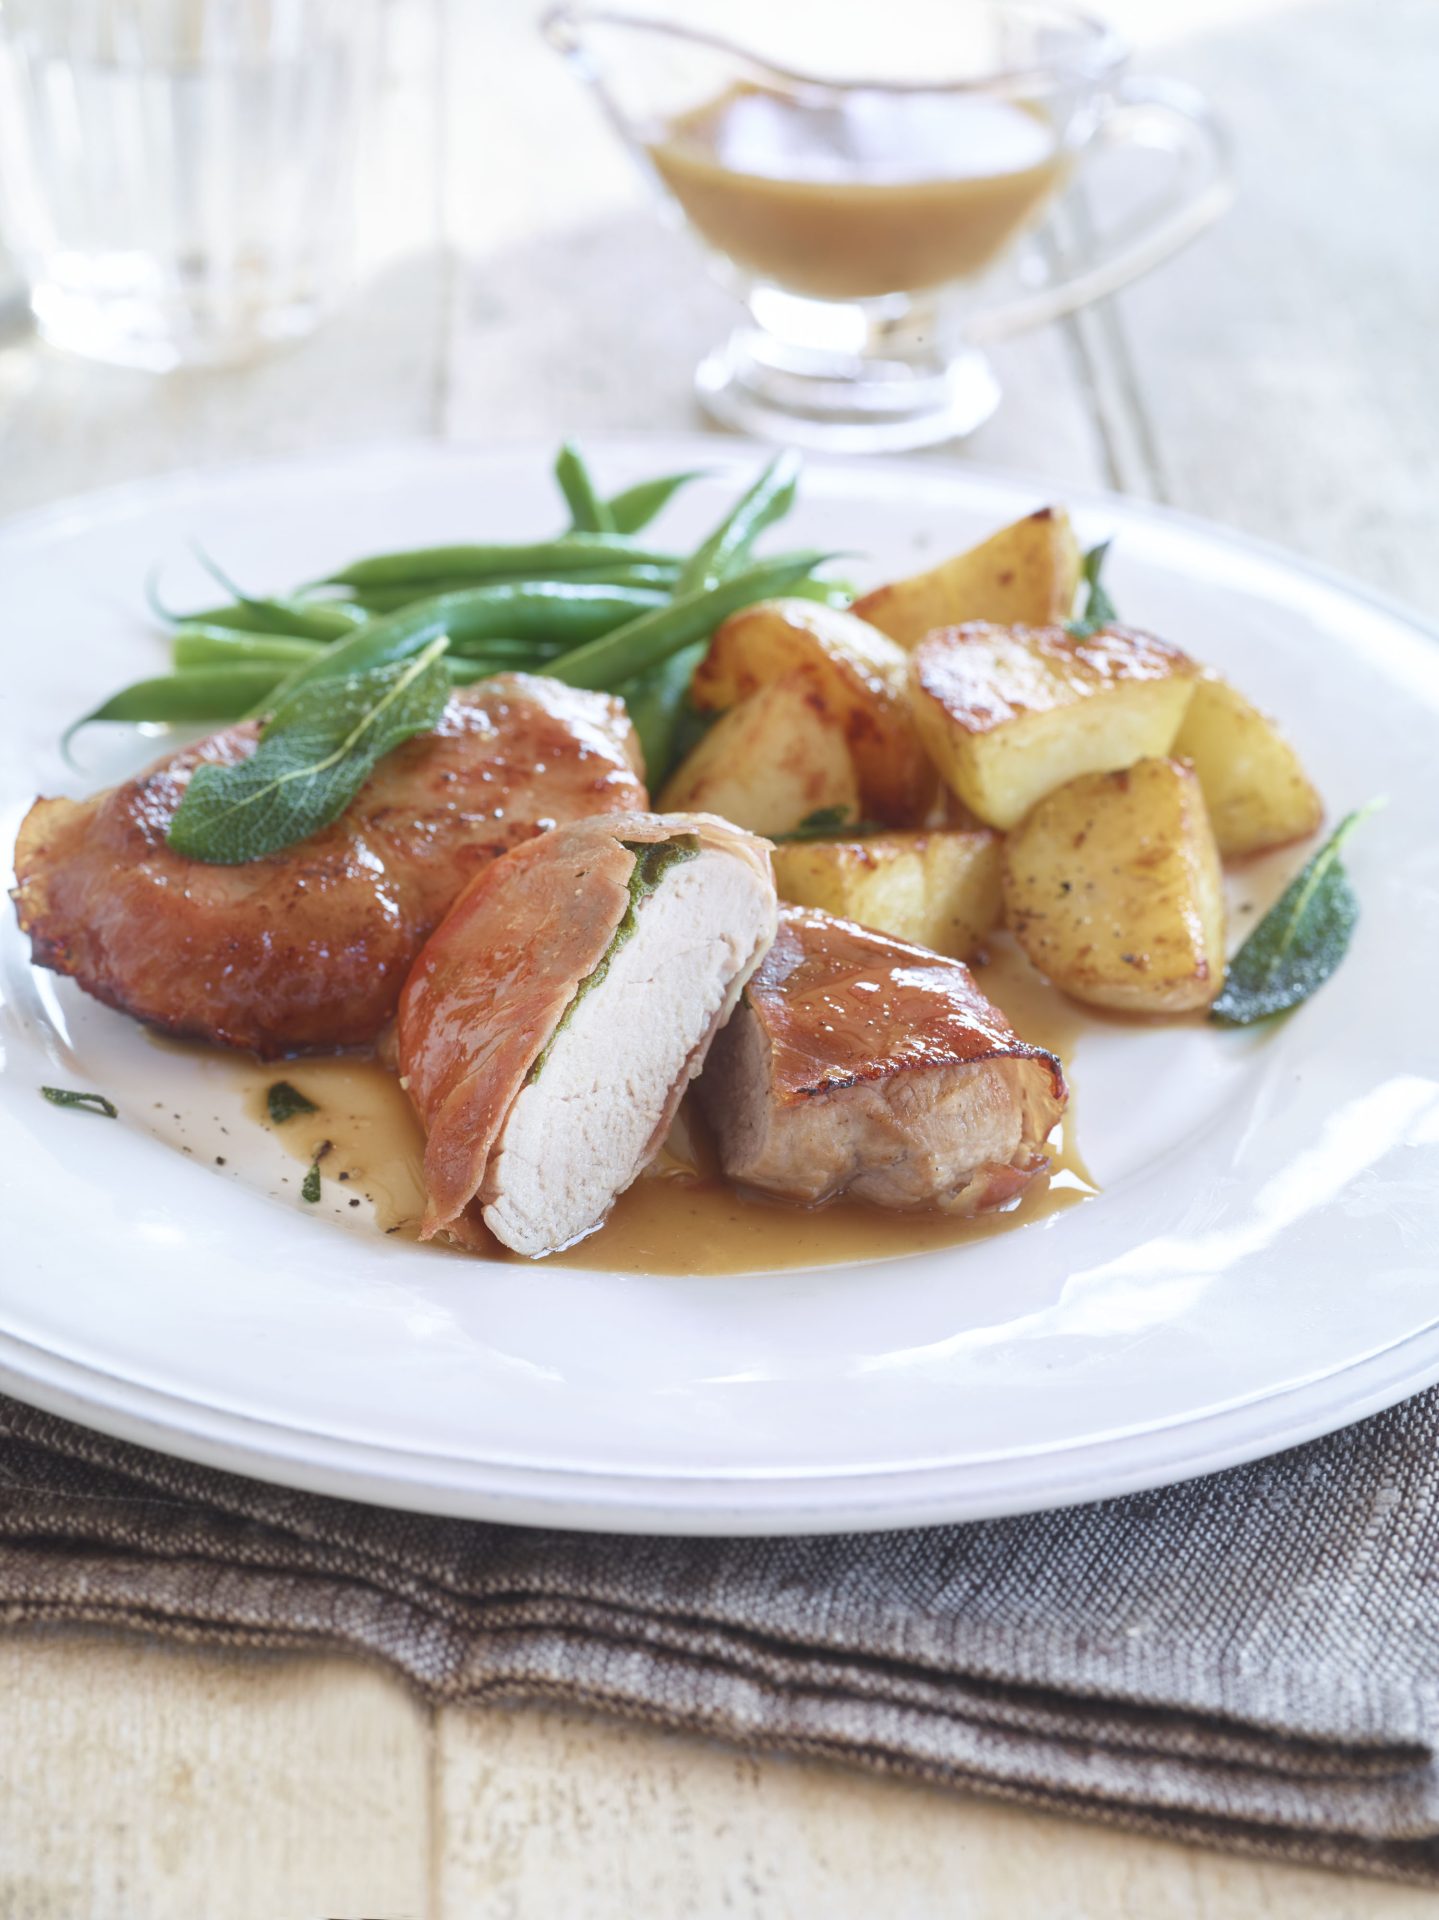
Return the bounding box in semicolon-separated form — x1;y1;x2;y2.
545;1;1233;451
0;0;380;370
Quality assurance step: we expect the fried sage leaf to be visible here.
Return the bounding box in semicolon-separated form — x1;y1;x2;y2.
1067;541;1118;640
41;1086;118;1119
167;637;450;865
267;1081;319;1125
1210;805;1378;1027
773;806;883;844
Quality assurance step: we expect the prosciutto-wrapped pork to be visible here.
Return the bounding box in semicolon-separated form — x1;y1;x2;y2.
10;674;646;1056
697;906;1066;1214
398;811;777;1258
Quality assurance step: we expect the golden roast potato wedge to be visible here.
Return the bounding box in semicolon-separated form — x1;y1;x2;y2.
691;597;932;824
853;507;1082;648
910;622;1199;831
1003;756;1226;1014
1172;668;1323;857
658;669;860;837
771;828;1003;962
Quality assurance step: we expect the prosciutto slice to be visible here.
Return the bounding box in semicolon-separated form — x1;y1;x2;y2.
398;810;776;1257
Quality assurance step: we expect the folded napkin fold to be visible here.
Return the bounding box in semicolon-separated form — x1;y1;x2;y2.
2;1388;1436;1887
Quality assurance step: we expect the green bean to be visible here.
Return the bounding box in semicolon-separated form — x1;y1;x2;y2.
575;564;685;589
555;441;616;534
441;641;571;685
172;628;327;670
787;575;857;609
569;563;684;589
449;636;565;663
318;583;444;615
340;563;685;615
151;557;367;641
69;666;284;735
548;549;833;692
620;640;708;786
262;581;669;709
605;470;708;535
427;584;666;653
324;534;678;591
678;451;801;593
166;598;365;641
256;599;366;640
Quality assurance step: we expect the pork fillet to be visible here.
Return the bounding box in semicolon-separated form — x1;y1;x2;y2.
10;674;646;1056
698;906;1066;1213
399;811;777;1258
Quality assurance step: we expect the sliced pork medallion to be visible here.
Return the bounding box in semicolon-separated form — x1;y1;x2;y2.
698;906;1066;1213
10;674;645;1056
398;811;777;1258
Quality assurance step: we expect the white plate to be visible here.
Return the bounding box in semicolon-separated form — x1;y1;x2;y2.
2;437;1437;1535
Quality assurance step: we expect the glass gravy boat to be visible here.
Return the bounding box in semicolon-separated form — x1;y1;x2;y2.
545;1;1232;451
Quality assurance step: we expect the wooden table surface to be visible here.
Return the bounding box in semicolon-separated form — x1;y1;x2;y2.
1;2;1434;1913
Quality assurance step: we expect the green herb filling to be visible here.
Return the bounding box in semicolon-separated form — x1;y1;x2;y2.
527;835;701;1084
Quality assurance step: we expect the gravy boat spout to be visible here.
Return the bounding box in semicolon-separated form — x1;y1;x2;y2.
542;6;795;145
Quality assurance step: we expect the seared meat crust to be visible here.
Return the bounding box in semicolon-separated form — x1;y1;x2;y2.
698;906;1067;1213
11;674;646;1056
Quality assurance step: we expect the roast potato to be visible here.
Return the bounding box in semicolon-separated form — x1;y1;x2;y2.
853;507;1082;649
658;670;860;837
1002;756;1226;1014
910;622;1199;831
771;828;1003;962
692;597;931;823
1172;669;1323;857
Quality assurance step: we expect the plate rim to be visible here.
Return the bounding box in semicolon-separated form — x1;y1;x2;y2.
3;1317;1436;1533
0;430;1434;646
2;430;1435;1535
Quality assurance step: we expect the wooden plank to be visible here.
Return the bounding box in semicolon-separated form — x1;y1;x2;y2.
0;1629;432;1920
3;1625;1430;1920
433;1704;1434;1920
1089;2;1439;610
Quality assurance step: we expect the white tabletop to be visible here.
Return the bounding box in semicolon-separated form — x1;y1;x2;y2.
2;1;1435;1913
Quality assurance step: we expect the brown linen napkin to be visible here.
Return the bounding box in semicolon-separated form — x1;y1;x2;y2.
2;1389;1437;1887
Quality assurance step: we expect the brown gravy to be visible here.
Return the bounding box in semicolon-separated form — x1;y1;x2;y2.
647;84;1067;302
238;1055;429;1237
237;937;1094;1277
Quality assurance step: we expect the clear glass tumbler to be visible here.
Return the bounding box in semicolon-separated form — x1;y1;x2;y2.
0;0;380;370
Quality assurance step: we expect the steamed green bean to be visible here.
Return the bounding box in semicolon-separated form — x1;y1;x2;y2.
72;666;285;731
548;549;832;692
335;563;684;615
604;469;708;535
555;441;616;534
678;451;801;593
325;534;678;591
172;629;327;670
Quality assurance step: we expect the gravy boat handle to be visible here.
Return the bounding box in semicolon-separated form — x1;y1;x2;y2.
967;76;1235;345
